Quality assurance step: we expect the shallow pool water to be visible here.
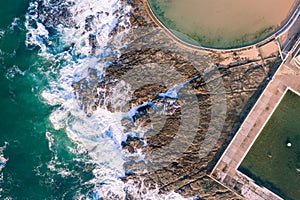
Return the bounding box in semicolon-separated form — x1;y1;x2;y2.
239;90;300;200
149;0;296;48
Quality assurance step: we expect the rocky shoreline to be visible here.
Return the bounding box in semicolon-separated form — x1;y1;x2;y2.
72;0;282;199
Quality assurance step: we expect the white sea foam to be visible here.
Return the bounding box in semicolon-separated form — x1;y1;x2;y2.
25;0;132;160
5;65;26;80
26;0;190;199
0;142;8;182
0;30;5;38
9;18;21;31
89;167;191;200
25;2;50;54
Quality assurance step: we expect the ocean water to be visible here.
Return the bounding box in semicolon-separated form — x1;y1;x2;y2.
0;0;191;199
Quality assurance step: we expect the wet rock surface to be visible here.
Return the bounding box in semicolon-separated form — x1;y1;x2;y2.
71;0;281;199
35;0;75;27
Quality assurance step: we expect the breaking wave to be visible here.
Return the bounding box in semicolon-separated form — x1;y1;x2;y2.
25;0;190;199
0;142;8;196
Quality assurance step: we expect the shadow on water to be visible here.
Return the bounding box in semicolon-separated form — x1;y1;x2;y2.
238;166;291;200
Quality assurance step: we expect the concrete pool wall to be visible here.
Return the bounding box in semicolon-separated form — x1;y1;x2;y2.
238;88;300;199
147;0;299;49
211;45;300;199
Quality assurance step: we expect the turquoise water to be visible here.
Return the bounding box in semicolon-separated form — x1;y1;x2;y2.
0;0;201;199
0;0;95;199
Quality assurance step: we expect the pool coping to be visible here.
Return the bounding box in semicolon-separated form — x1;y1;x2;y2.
236;87;300;170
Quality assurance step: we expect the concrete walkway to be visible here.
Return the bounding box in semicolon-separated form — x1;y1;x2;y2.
211;44;300;199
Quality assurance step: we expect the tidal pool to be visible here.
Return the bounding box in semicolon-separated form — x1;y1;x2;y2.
239;90;300;200
148;0;296;48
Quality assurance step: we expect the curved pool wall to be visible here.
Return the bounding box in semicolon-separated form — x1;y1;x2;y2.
146;0;300;50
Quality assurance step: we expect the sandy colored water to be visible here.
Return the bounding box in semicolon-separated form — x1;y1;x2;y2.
153;0;296;47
